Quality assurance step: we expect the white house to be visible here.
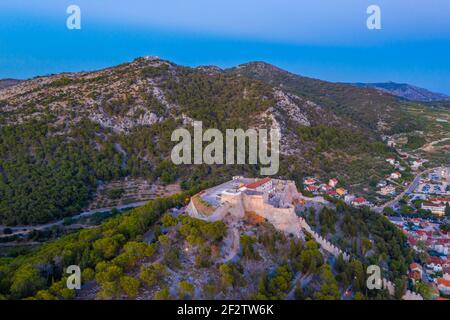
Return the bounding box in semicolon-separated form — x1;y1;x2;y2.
378;185;396;196
328;178;338;188
344;194;355;204
386;157;396;165
390;172;402;180
426;262;443;273
421;202;446;217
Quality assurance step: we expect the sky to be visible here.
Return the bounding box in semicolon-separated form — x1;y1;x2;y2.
1;0;450;94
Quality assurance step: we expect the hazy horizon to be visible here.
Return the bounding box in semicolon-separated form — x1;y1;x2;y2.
1;0;450;94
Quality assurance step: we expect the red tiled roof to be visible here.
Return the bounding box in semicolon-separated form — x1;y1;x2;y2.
410;263;421;270
353;197;366;204
427;256;445;265
409;271;421;280
431;197;450;204
408;236;417;245
245;177;272;190
423;202;446;207
437;278;450;287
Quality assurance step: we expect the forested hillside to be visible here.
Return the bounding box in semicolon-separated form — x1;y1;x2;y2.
227;62;424;135
0;57;429;225
0;188;407;300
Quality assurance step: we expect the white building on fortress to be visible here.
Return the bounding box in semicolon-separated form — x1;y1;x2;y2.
187;177;304;237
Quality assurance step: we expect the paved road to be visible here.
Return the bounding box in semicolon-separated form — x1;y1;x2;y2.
0;200;149;238
374;166;445;213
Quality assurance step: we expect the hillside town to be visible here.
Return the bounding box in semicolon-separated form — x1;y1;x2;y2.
299;163;450;299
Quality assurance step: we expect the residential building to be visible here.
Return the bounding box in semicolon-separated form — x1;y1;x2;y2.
328;178;338;188
303;178;318;185
421;202;446;217
390;172;402;180
344;194;355;204
386;157;396;165
378;185;396;196
305;185;319;194
321;184;333;192
245;178;273;192
437;277;450;295
409;263;423;283
377;180;387;188
352;197;367;207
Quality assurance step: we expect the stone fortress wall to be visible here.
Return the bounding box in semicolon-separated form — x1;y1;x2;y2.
298;217;351;262
186;178;423;300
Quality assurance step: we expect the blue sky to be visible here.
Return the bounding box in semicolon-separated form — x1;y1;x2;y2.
1;0;450;94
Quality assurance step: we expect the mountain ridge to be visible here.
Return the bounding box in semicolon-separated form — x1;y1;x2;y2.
352;81;450;102
0;56;424;225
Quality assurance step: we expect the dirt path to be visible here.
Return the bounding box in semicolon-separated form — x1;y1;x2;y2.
219;225;240;263
421;137;450;152
285;273;312;300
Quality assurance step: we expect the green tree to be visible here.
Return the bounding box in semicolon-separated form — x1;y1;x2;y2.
10;265;46;299
153;287;172;300
354;292;365;300
313;265;341;300
161;213;178;228
415;282;432;300
383;207;395;215
394;277;407;300
177;281;195;299
139;263;168;288
120;276;140;299
240;235;260;260
95;263;124;299
93;235;124;259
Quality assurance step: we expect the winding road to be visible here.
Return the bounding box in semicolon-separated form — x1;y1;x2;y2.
373;166;446;213
0;200;149;238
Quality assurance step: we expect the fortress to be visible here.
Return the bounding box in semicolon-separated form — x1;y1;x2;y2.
187;177;304;237
186;177;422;300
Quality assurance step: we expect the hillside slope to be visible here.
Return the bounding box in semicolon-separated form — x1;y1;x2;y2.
226;62;423;135
0;57;422;225
0;79;22;90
